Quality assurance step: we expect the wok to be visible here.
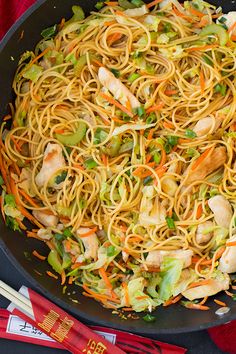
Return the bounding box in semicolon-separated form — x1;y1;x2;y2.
0;0;235;335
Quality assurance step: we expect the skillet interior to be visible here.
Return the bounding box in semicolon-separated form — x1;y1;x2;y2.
0;0;236;335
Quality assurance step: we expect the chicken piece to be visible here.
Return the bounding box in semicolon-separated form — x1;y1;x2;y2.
193;116;222;137
218;12;236;35
162;178;178;197
35;143;66;188
37;228;53;240
98;67;140;110
208;195;233;228
219;235;236;273
196;221;214;245
184;147;227;185
76;228;99;259
122;251;129;263
33;210;58;227
145;249;193;270
182;275;230;300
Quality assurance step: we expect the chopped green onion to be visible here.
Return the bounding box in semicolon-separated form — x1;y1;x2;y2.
118;0;137;9
131;0;144;6
137;106;146;118
6;216;21;232
79;199;86;209
167;135;179;146
41;24;57;39
187;148;198;157
143;314;156;323
128;72;140;83
232;294;236;301
111;68;120;78
4;194;16;208
166;216;176;229
202;55;213;67
63;228;73;238
218;17;227;24
0;175;4;186
146;113;157;124
84;158;98;169
55;233;66;241
123;114;131;122
164;142;171;154
172;212;179;221
185;129;197;139
163;23;171;33
107;245;116;257
153;152;161;164
95;1;105;10
132;51;142;59
143;176;153;185
55;171;67;184
214;83;227;96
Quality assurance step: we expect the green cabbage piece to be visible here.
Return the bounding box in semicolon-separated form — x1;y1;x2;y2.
159;257;183;301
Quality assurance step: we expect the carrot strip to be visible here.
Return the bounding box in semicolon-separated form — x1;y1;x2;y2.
185;303;209;311
32;250;46;261
146;102;164;114
189;6;205;18
18;189;40;208
163;121;174;129
231;34;236;41
231;122;236;131
200;71;205;94
107;32;122;45
77;226;98;238
136;295;149;300
196;204;203;219
145;154;152;163
105;1;118;6
100;93;133;118
147;128;155;140
71;263;84;270
191;147;214;170
61;270;66;285
199;296;208;305
111;116;124;124
188;279;211;289
133;162;155;177
178;138;192;144
99;267;113;292
104;21;116;26
3;114;11;121
186;44;217;52
68;276;73;285
214;299;227;307
146;0;162;8
225;290;233;297
173;6;194;23
59;18;65;30
164;89;178;96
226;241;236;247
92;59;104;68
11;136;22;153
46;271;58;280
54;129;65;134
101;153;108;166
27;47;51;69
122;282;130;307
83;284;120;303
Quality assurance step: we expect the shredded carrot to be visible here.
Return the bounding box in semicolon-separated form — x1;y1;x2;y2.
146;102;164;114
199;296;208;305
214;299;227;307
186;44;217;52
99;267;113;292
111;116;124;124
73;164;85;171
126;99;132;113
164;89;178;96
104;21;116;27
46;271;58;280
122;307;133;311
226;241;236;247
132;162;155;177
59;18;65;30
71;263;84;270
188;279;211;289
105;1;118;6
116;10;126;17
11;136;22;153
178;138;192;144
196;204;203;219
136;295;149;300
61;270;66;285
68;276;74;285
107;32;122;45
19;189;40;208
101;153;108;166
147;128;155;140
83;284;120;303
185;303;210;311
92;59;104;68
0;196;5;223
200;71;205;94
27;47;51;69
188;6;204;18
146;0;162;8
3;114;11;121
173;6;194;23
231;34;236;41
54;129;65;134
78;226;98;238
26;231;42;240
164;294;182;306
230;122;236;131
145;154;152;163
163;121;174;129
122;282;130;307
32;250;46;261
172;294;182;304
225;290;233;297
191;147;214;170
13;162;21;176
195;16;210;28
100;93;133;118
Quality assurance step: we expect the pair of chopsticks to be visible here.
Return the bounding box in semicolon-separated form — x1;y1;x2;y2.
0;280;34;317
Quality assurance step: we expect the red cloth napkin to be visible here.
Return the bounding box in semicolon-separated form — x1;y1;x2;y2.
0;1;235;353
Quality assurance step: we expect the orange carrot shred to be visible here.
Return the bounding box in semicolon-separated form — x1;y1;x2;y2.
196;204;203;219
46;271;58;280
122;282;130;307
61;270;66;285
32;250;46;261
186;44;217;52
146;0;162;8
3;114;11;121
226;241;236;247
191;147;214;170
188;279;211;289
188;6;205;18
77;226;98;238
18;189;40;208
214;299;227;307
163;121;174;129
146;102;164;114
100;93;133;118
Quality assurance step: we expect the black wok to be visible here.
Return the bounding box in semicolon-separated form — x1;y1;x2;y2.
0;0;235;335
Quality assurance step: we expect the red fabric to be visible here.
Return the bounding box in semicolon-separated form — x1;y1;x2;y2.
0;1;235;353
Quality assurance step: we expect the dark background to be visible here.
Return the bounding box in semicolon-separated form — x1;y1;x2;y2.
0;248;224;353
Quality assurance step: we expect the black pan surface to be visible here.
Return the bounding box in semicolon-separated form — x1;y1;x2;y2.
0;0;236;335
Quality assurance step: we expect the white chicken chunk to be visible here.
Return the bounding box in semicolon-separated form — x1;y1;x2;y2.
145;249;193;270
98;67;140;110
33;210;58;227
218;12;236;34
219;235;236;273
196;221;214;245
208;195;233;229
77;228;99;259
182;275;230;300
162;178;178;197
35;143;66;188
193;116;222;137
184;147;226;185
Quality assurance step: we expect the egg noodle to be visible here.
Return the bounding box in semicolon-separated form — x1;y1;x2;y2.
0;0;236;313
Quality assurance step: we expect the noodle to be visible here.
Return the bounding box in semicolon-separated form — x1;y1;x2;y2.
0;0;235;312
